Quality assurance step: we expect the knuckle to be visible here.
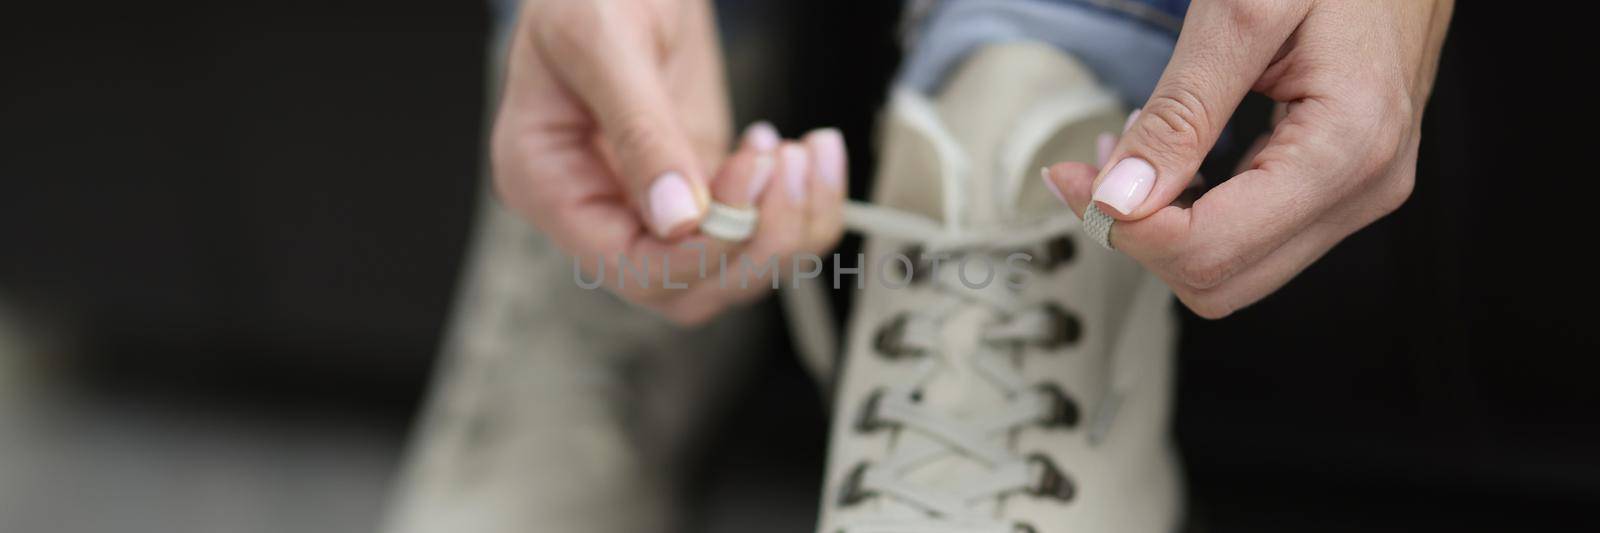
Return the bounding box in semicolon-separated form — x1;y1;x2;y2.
1376;168;1416;216
667;306;717;327
1353;146;1395;183
1173;249;1244;291
1373;98;1411;157
1216;0;1276;32
1139;89;1212;159
1185;293;1238;320
488;138;514;193
1374;124;1407;168
488;126;524;183
537;3;596;56
807;218;846;254
626;283;671;305
1351;117;1408;188
611;115;669;162
1391;90;1417;127
767;217;807;253
1172;285;1236;319
773;228;805;256
487;130;542;218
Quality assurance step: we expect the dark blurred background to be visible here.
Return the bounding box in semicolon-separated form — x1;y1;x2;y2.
2;1;1596;532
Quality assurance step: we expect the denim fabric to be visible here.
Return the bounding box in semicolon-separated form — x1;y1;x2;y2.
899;0;1178;108
1152;0;1189;19
486;0;1184;132
1114;0;1189;22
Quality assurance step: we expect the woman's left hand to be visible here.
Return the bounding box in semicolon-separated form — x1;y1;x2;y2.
1046;0;1454;318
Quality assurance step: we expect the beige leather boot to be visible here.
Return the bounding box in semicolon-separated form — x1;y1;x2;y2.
813;42;1183;533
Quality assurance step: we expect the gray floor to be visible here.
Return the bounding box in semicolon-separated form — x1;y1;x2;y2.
0;312;393;532
0;305;822;533
0;390;397;533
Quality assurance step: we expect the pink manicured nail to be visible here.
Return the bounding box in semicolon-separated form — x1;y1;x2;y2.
1041;167;1067;205
1092;157;1155;215
1124;108;1141;133
806;128;845;190
1096;132;1115;167
743;121;781;152
747;154;775;205
648;171;699;236
780;144;809;204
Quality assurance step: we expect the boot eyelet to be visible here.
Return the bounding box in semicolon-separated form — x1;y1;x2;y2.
874;313;922;358
1027;454;1076;502
839;462;875;506
1042;236;1076;270
901;245;926;284
1036;383;1080;428
855;389;890;433
1040;303;1082;348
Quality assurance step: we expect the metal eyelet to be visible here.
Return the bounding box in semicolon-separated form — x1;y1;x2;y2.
1040;303;1083;348
1036;383;1081;428
838;462;874;506
901;245;926;284
1027;454;1076;502
1042;236;1076;270
874;313;922;358
855;389;889;433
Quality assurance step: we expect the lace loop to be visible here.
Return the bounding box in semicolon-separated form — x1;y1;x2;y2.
836;202;1083;533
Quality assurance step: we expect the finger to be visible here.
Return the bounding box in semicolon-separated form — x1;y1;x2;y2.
1168;219;1345;319
539;2;710;239
674;0;735;171
1064;109;1362;292
656;139;812;312
700;133;772;248
1091;0;1309;219
741;120;781;153
620;131;789;305
711;127;779;210
1046;161;1096;220
1047;161;1190;261
624;135;786;302
723;142;810;301
608;139;771;313
802;128;848;254
1096;133;1115;168
1096;109;1140;167
1044;162;1340;321
653;285;730;327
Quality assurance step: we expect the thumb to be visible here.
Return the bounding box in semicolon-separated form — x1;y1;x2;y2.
543;5;709;239
1092;0;1306;220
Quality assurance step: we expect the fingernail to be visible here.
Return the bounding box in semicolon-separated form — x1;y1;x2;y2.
1124;108;1141;133
1092;157;1155;215
747;154;775;205
781;144;808;204
743;121;781;152
1096;132;1115;167
1041;167;1068;205
648;171;700;236
805;128;845;190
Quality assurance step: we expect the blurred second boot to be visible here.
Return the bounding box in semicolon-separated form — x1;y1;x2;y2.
382;197;771;533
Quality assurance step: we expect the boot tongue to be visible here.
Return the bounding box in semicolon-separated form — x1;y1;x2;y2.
932;43;1125;226
869;89;963;225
